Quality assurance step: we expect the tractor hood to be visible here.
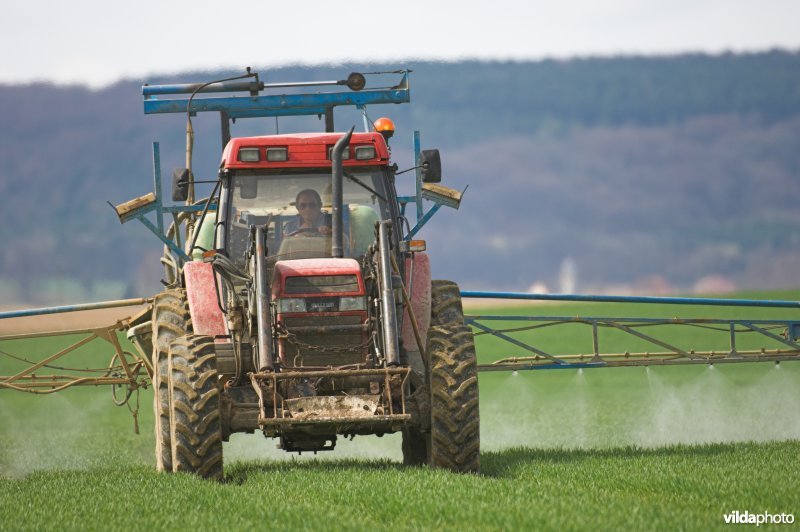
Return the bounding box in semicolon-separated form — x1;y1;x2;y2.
272;258;365;298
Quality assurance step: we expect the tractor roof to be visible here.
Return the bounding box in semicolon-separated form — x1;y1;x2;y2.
221;132;390;170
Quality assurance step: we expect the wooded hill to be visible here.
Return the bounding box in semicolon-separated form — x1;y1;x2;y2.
1;51;799;303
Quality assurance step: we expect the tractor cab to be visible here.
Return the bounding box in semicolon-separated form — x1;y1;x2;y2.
209;131;400;372
216;132;398;268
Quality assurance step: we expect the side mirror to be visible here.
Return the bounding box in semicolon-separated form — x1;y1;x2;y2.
420;149;441;183
171;168;191;202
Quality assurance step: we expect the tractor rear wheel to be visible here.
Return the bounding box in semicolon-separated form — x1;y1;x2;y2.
151;289;191;473
428;324;480;473
430;280;465;325
168;335;223;480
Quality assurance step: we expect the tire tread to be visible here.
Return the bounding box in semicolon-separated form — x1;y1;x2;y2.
168;335;223;480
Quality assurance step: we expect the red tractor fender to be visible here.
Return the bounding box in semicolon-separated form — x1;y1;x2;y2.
401;253;431;352
183;261;227;338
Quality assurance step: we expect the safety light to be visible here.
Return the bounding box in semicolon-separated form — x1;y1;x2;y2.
266;147;288;161
354;145;376;160
373;117;395;140
238;148;260;162
399;240;426;253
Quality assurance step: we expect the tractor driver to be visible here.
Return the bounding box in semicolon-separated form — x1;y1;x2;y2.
284;189;332;236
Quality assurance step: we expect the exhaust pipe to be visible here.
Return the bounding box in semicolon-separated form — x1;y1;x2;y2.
377;221;400;366
254;226;275;371
331;126;354;258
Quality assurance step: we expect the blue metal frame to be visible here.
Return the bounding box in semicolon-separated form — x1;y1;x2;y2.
143;72;410;119
461;291;800;372
397;130;456;240
116;142;215;262
0;298;149;321
467;314;800;372
413;130;423;222
461;290;800;309
405;204;443;240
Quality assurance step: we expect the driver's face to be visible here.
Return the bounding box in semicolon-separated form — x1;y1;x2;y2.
296;193;321;224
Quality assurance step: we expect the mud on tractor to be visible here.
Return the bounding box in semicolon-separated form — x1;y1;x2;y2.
3;69;800;480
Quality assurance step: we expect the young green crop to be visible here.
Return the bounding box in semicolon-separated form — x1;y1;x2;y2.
1;442;798;530
1;291;799;529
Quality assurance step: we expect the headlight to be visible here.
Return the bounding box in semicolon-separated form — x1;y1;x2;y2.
354;145;376;160
339;296;366;311
266;147;288;161
279;298;307;313
238;147;260;162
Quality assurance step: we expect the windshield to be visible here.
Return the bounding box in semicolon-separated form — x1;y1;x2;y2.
225;168;390;265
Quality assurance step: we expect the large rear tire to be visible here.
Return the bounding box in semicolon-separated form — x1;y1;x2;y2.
151;289;191;473
168;335;223;480
430;280;465;325
428;324;480;473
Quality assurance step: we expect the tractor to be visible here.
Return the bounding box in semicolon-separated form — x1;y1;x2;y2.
120;69;479;478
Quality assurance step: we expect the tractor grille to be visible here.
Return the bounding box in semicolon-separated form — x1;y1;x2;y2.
282;315;366;367
285;275;360;295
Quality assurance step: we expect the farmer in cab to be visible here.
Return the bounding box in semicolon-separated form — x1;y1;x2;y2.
284;188;332;236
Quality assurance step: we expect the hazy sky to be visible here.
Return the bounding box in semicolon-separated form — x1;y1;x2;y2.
4;0;799;87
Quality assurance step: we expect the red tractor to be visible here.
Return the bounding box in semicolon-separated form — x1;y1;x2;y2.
124;70;479;479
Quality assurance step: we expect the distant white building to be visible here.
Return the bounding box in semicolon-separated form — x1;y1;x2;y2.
693;275;737;295
559;257;576;294
527;281;549;294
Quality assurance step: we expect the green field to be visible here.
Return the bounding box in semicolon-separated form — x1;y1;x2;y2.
2;292;800;530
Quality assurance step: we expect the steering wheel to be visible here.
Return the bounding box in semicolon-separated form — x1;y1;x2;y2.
288;227;322;237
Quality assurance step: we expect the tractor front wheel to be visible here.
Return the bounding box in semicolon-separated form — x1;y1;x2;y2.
428;324;480;473
168;335;223;480
402;279;478;471
151;289;191;473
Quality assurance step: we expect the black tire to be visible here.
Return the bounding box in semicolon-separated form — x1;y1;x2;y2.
401;280;463;466
151;289;191;473
168;335;223;480
428;324;480;473
430;280;465;325
153;353;173;472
